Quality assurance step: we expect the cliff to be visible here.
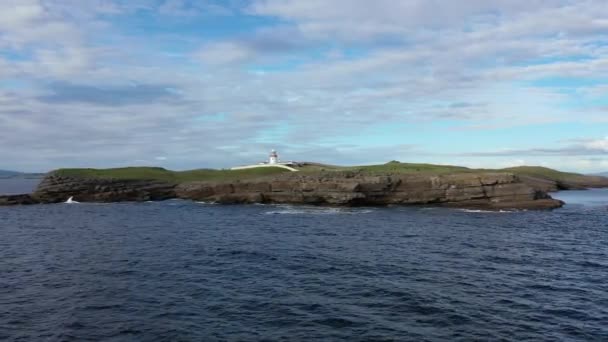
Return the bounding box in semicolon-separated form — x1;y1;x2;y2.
3;164;608;209
504;166;608;191
31;175;176;203
175;172;562;210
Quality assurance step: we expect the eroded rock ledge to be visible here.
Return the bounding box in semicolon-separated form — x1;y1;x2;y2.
0;171;570;209
33;175;177;203
175;172;563;210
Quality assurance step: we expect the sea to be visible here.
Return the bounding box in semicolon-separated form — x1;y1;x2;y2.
1;179;607;341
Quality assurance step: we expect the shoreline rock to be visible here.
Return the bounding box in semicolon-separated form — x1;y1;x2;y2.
4;169;607;210
32;175;177;203
174;172;564;210
518;174;608;192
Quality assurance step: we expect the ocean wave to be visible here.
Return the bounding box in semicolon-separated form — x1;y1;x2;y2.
456;209;520;214
3;196;608;341
263;205;375;215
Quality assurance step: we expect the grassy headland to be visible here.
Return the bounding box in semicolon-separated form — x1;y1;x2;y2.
51;162;606;186
500;166;583;182
53;166;291;183
295;161;470;174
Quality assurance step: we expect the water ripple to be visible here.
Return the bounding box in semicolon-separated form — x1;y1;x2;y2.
1;191;608;341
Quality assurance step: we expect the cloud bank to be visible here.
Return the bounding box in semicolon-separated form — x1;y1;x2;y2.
0;0;607;172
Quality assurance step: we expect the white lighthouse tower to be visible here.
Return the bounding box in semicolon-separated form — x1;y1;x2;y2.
269;149;279;164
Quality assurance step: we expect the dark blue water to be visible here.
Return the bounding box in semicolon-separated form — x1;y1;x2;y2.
1;187;607;341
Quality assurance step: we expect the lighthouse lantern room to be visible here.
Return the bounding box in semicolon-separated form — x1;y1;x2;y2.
269;150;279;164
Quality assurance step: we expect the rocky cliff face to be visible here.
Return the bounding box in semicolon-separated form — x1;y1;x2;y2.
175;172;563;210
0;171;566;209
31;175;176;203
517;175;561;193
555;175;608;190
518;174;608;192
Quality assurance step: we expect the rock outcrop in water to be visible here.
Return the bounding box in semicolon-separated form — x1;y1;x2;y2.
30;175;176;203
517;174;608;192
175;172;562;210
6;168;608;209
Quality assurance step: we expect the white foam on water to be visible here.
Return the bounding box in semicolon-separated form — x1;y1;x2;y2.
64;196;79;204
263;205;375;215
195;201;218;205
456;209;518;214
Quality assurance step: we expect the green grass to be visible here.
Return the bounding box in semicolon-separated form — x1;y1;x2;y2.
294;163;345;172
51;162;597;184
53;166;291;183
294;161;472;174
343;161;471;174
499;166;583;181
296;162;590;182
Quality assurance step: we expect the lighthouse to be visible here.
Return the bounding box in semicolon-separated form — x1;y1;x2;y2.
230;149;297;171
269;150;279;164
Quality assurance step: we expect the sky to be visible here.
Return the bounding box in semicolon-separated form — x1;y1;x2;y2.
0;0;607;173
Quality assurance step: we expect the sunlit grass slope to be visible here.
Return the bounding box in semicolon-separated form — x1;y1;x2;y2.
51;162;600;184
500;166;582;181
295;161;470;173
53;166;291;182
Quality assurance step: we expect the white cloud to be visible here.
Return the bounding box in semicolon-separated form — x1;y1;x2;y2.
29;47;92;77
0;1;44;29
0;0;607;172
585;137;608;152
250;0;607;40
197;41;255;65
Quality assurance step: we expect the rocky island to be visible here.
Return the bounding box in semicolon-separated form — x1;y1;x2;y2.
2;162;608;210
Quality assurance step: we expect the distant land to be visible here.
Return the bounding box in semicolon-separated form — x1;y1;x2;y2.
0;170;22;177
0;170;45;179
592;172;608;177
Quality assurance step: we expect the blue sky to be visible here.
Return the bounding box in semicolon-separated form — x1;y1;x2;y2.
0;0;607;172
